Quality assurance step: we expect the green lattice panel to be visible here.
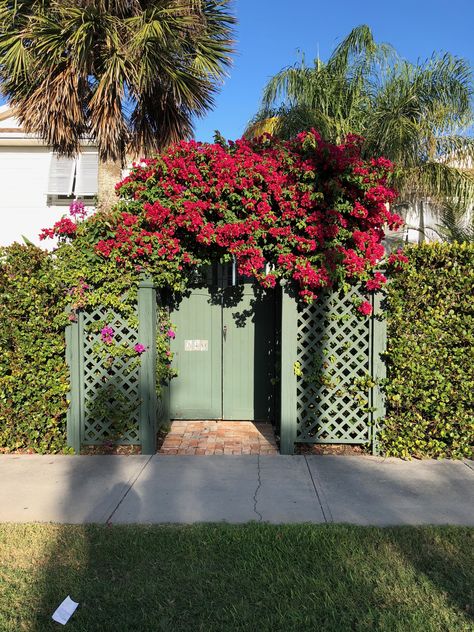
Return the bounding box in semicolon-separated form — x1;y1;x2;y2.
296;286;371;444
81;308;141;445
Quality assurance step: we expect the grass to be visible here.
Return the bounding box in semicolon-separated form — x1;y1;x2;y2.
0;524;473;631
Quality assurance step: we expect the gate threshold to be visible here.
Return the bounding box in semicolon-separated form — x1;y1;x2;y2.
158;420;278;455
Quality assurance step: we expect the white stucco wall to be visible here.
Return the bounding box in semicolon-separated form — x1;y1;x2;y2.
0;105;97;248
0;145;71;247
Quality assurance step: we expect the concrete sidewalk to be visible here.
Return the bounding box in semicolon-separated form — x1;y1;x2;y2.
0;454;473;526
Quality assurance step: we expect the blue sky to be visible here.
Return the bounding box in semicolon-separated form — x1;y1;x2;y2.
2;0;473;142
194;0;474;141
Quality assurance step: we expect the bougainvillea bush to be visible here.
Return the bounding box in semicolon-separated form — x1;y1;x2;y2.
43;131;403;312
382;243;474;459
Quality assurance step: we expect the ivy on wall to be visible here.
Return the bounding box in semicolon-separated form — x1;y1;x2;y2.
382;242;474;459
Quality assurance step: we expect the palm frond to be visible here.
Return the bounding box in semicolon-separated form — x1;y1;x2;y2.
399;161;474;208
244;115;280;138
429;206;474;243
0;0;235;161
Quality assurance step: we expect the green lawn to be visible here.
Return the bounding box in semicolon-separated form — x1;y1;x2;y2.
0;524;472;631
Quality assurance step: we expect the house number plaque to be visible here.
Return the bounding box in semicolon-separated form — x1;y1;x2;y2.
184;339;208;351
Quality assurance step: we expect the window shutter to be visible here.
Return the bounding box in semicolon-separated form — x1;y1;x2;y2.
46;154;75;195
74;151;99;196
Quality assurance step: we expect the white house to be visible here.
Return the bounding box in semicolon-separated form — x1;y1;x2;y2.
0;104;99;247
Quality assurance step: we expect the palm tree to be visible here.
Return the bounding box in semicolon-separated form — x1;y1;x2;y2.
246;25;474;232
426;201;474;243
0;0;235;164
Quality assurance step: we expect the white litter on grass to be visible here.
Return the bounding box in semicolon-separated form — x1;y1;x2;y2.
52;596;79;625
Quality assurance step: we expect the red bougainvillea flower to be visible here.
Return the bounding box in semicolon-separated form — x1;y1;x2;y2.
357;301;373;316
365;271;388;291
40;217;77;240
388;249;409;270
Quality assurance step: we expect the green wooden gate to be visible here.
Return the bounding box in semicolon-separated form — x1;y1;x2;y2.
280;285;386;454
169;271;277;421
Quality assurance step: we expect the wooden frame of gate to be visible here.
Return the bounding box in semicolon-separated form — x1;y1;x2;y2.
66;277;386;455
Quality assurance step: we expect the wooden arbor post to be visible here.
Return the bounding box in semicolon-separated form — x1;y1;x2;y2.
66;313;82;454
138;275;158;454
370;291;387;455
280;285;298;454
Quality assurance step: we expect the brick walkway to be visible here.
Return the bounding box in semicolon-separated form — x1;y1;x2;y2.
158;420;278;455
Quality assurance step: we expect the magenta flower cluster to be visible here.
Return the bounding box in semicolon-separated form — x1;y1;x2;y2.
101;326;114;344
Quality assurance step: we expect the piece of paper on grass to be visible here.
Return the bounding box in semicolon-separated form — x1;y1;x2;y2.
52;596;79;625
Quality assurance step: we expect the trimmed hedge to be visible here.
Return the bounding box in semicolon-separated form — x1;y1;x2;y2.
381;243;474;459
0;244;69;453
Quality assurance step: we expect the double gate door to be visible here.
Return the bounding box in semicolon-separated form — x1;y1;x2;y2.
169;267;277;421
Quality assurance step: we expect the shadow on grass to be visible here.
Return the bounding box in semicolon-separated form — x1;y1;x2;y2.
393;526;473;622
28;457;143;631
20;522;473;631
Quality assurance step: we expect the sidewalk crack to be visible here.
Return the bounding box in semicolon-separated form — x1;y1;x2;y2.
105;455;153;524
304;456;332;523
253;455;263;522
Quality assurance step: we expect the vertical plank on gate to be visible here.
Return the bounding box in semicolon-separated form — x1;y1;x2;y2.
371;292;387;455
66;317;82;454
156;292;170;429
138;275;158;454
280;285;298;454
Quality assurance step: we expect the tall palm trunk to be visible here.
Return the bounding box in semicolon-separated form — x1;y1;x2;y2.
418;200;425;244
97;159;122;209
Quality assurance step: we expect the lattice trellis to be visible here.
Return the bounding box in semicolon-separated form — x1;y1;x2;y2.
296;286;373;444
81;308;141;445
66;276;160;453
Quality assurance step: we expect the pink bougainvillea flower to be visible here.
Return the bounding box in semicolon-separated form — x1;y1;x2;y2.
357;301;373;316
101;326;115;344
167;329;176;339
69;200;87;219
134;343;147;354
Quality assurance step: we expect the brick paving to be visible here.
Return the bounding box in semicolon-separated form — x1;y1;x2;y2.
158;420;278;455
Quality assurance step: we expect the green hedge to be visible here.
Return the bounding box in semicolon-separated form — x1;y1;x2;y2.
0;244;69;453
381;243;474;459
